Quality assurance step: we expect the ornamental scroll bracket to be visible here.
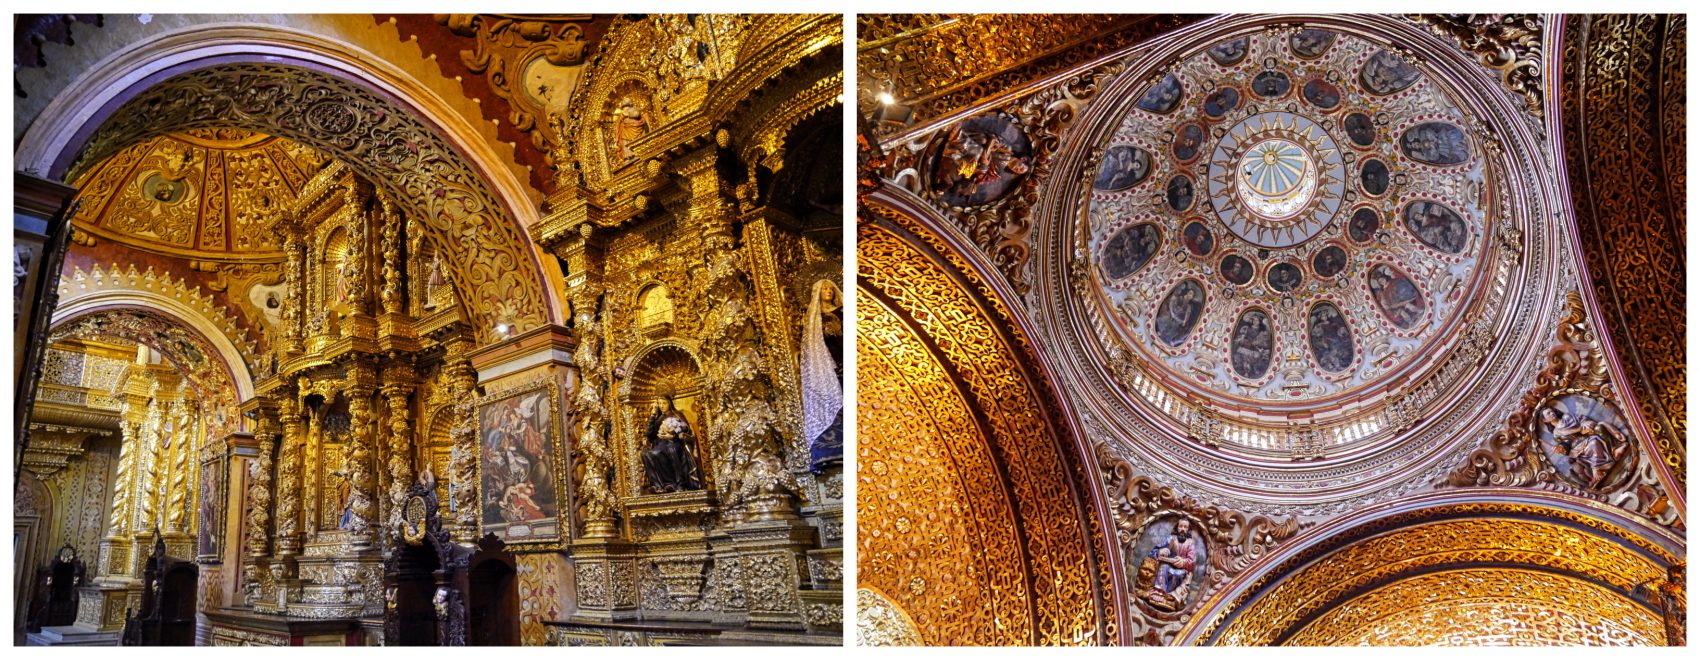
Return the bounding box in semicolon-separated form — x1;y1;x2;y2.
882;60;1126;297
1443;291;1684;530
1405;14;1547;122
1093;438;1308;646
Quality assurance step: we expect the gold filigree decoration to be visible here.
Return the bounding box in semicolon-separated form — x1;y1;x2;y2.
437;14;592;145
71;63;548;343
1559;14;1686;491
856;586;924;646
1445;292;1681;529
857;215;1115;644
1407;14;1546;118
58;263;264;371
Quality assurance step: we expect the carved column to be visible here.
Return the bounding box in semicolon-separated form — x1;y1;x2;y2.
345;362;379;550
164;405;192;535
378;193;405;315
445;345;479;542
382;379;415;536
248;415;279;560
279;216;305;355
274;394;305;557
570;300;617;539
134;397;166;535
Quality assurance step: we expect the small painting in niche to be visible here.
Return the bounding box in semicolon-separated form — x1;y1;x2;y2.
1252;71;1291;97
1360;158;1390;196
1095;145;1153;192
1203;87;1241;118
141;173;190;205
196;455;225;557
1289;29;1336;58
1182;221;1215;257
1173;124;1206;162
1301;78;1341;110
1153;279;1206;347
1220;254;1255;286
1267;262;1303;293
1312;245;1348;278
1307;302;1355;373
479;387;559;544
1207;37;1249;67
1403;200;1468;254
1230;308;1275;379
1166;175;1195;212
1361;50;1423;95
1400;122;1471;166
1343;112;1376;147
1131;516;1209;615
1137;73;1184;115
1348;207;1381;243
1102;223;1162;281
1533;393;1636;491
1367;263;1428;330
929;113;1033;207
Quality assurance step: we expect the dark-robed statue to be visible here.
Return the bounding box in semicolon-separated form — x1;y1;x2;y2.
641;398;703;493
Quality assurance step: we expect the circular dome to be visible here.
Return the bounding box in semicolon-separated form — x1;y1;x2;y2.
1085;27;1492;421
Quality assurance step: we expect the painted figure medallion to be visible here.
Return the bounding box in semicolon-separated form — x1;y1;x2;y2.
1137;73;1184;114
1131;516;1209;616
1348;207;1381;243
1366;263;1427;329
929;113;1033;207
1153;279;1206;347
1208;37;1249;67
1252;71;1291;97
1230;308;1275;379
1307;302;1355;373
1532;393;1636;491
1403;200;1468;254
1220;254;1255;286
1096;145;1153;192
1102;223;1162;281
1361;50;1423;95
1182;221;1215;257
1400;121;1471;166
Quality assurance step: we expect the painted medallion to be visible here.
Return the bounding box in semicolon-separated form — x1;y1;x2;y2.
1153;279;1206;347
1137;73;1184;114
1230;308;1275;379
1361;50;1423;95
1532;393;1636;491
1102;223;1162;280
1366;263;1427;329
1096;144;1154;191
1403;200;1468;253
1400;121;1471;166
1131;516;1209;616
1307;302;1355;373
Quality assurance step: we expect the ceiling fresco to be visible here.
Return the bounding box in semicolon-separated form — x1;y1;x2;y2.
1085;30;1490;406
68;129;330;260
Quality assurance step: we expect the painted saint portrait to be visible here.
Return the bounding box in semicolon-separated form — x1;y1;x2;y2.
1095;145;1153;192
1207;37;1249;67
1343;112;1377;147
1203;86;1241;118
1166;175;1195;212
1533;393;1635;491
929;113;1033;207
1230;309;1275;379
1267;262;1303;293
1360;158;1390;196
1366;263;1427;330
1182;221;1215;257
142;173;190;205
1173;123;1206;162
1400;122;1471;166
479;388;560;543
1289;29;1337;59
197;456;225;557
1312;245;1348;279
1252;71;1291;98
1403;200;1469;254
1153;279;1206;347
1348;207;1381;243
1102;223;1162;280
1137;73;1184;115
1131;516;1209;615
1361;50;1423;95
1307;302;1355;373
1220;254;1255;286
1301;78;1342;110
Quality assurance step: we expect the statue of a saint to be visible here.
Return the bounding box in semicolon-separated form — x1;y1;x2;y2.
612;95;651;162
800;279;844;472
641;397;703;493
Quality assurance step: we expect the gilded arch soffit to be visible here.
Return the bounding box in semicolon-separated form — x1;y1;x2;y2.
56;262;266;377
70;62;550;344
49;307;245;440
1189;500;1681;646
858;204;1120;645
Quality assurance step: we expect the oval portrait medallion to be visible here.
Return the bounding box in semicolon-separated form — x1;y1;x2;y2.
1307;302;1355;373
1366;263;1427;330
1230;309;1275;379
1101;223;1162;280
1153;279;1207;347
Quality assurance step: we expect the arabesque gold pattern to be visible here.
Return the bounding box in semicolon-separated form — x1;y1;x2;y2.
1559;14;1686;490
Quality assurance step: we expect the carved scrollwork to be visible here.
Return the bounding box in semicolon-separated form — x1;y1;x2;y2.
1406;15;1546;119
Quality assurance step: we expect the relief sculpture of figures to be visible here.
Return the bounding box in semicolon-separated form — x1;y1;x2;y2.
611;94;651;162
641;397;704;494
1133;517;1208;615
930;113;1033;207
1534;394;1635;491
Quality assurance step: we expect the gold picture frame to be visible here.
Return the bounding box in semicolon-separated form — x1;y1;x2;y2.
474;377;567;547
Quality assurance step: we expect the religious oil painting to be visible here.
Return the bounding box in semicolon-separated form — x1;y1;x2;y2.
1207;36;1248;66
1360;158;1390;196
1102;223;1162;280
1367;263;1427;330
1361;49;1424;95
1173;123;1206;162
1230;308;1275;379
1267;262;1303;293
1130;515;1209;616
1401;121;1471;166
1348;206;1382;243
929;112;1033;207
1312;245;1348;279
1301;77;1341;110
1343;111;1376;146
1289;29;1336;58
1404;200;1469;253
1096;144;1153;191
478;383;562;544
1137;73;1184;114
197;454;226;557
1252;70;1291;98
1203;86;1241;118
1532;393;1636;492
1166;174;1196;212
1182;221;1215;257
1308;301;1355;373
1154;279;1206;347
1220;253;1256;286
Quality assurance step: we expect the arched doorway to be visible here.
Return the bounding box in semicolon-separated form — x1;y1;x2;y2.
466;538;519;646
388;542;442;646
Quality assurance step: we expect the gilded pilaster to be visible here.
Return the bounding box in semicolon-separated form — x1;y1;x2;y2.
345;361;379;549
378;192;405;315
445;344;479;542
382;378;415;535
275;393;305;557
